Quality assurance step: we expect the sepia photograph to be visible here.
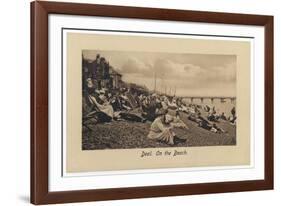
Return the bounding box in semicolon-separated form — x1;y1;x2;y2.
82;50;237;150
30;1;273;204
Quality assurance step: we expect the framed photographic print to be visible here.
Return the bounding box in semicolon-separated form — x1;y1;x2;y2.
30;1;274;204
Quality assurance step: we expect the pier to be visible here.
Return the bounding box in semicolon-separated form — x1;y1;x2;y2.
182;96;236;104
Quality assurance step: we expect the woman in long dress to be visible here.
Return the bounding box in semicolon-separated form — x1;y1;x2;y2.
88;93;114;118
147;114;175;145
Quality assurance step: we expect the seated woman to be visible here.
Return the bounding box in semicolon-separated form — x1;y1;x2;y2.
167;99;178;110
88;92;114;119
109;95;122;111
207;112;220;122
189;106;196;115
204;105;211;112
141;97;158;121
229;115;237;125
147;114;176;145
147;113;188;145
220;112;227;120
179;103;189;114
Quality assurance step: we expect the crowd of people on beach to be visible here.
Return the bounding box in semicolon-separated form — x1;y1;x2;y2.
82;54;237;145
83;82;236;145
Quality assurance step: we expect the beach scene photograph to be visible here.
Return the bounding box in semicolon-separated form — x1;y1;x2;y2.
81;50;237;150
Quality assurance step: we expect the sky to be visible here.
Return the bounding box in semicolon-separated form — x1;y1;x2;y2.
83;50;236;97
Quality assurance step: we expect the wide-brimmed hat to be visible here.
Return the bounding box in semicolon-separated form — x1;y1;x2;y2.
99;88;106;94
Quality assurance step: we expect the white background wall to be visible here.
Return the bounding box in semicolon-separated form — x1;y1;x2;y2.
0;0;280;205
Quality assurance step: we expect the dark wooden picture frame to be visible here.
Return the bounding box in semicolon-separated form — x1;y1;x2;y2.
31;1;274;204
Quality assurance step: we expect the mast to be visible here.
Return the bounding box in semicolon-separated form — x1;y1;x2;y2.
154;71;157;92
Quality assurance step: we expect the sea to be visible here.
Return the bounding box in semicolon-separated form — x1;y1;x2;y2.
183;98;236;117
